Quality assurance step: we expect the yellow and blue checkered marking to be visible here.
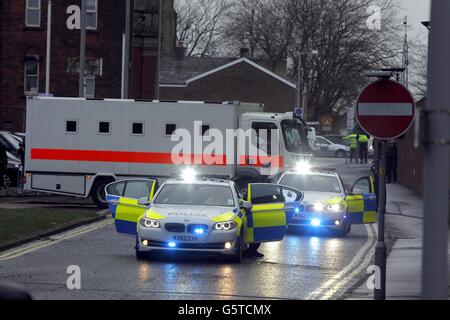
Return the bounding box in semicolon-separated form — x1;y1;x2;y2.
346;193;377;224
244;203;297;243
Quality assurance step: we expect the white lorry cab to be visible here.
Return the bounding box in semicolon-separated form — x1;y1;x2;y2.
24;97;312;207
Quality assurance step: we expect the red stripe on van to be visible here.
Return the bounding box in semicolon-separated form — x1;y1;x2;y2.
31;149;228;166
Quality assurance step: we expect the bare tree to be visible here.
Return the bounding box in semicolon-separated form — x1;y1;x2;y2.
409;38;428;99
223;0;403;122
175;0;231;57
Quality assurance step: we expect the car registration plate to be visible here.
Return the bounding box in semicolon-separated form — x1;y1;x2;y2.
173;236;198;242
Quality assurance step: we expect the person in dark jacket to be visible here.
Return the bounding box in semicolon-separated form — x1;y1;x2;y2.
386;141;398;183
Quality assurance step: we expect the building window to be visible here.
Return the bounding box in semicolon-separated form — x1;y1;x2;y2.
25;0;41;27
132;122;144;135
66;121;78;133
24;56;39;95
99;121;111;134
85;76;95;98
165;124;177;136
86;0;98;30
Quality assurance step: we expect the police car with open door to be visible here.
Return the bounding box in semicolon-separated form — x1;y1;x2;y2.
105;170;304;262
274;162;377;236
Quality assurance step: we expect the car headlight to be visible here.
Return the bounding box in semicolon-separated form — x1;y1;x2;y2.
139;218;160;229
313;203;325;212
214;221;237;231
326;203;345;213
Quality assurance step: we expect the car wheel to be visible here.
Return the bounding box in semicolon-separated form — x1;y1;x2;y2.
136;249;148;260
335;150;346;158
229;234;243;263
336;224;351;237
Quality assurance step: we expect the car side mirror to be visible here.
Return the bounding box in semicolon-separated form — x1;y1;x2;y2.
240;200;253;210
138;197;150;206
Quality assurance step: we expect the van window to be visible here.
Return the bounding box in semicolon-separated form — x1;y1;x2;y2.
66;120;78;133
165;123;177;136
132;122;144;135
281;120;309;153
201;124;210;136
251;122;278;155
99;121;111;134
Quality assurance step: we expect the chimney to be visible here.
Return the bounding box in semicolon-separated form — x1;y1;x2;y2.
240;48;250;58
175;41;186;61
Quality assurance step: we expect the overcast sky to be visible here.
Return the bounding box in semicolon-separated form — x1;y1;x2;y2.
399;0;430;40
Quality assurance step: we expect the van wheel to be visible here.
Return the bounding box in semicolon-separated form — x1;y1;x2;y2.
91;178;114;208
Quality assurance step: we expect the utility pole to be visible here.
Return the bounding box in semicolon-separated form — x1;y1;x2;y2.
79;0;87;98
45;0;52;96
156;0;163;100
422;0;450;300
123;0;131;99
374;141;387;300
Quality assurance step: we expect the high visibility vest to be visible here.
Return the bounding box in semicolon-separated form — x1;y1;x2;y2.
358;135;369;143
343;134;358;149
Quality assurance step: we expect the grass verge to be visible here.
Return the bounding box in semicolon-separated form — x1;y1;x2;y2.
0;208;105;248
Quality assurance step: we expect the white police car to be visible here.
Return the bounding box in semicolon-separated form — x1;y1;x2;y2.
275;162;377;235
105;170;303;262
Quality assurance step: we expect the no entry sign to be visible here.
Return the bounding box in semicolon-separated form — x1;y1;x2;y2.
356;79;415;140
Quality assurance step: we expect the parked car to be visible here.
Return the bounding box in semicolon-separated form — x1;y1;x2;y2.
312;136;349;158
0;132;22;188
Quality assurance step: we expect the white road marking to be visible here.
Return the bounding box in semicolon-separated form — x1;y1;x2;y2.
0;217;113;261
319;225;376;299
306;224;375;300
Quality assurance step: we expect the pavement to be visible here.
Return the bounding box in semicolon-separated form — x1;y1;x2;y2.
346;182;450;300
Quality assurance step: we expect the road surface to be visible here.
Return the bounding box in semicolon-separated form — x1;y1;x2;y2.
0;158;376;300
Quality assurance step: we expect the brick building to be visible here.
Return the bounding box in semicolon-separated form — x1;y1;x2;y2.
397;97;450;198
159;54;297;113
0;0;175;132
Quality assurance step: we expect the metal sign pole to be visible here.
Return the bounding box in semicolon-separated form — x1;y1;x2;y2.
374;141;387;300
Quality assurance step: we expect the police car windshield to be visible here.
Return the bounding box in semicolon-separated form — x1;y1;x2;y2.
154;184;235;207
280;174;342;193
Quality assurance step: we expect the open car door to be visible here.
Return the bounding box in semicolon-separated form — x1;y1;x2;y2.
245;183;303;243
345;176;377;224
105;179;158;236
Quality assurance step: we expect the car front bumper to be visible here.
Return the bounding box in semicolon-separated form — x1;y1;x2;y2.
289;211;347;228
136;225;240;256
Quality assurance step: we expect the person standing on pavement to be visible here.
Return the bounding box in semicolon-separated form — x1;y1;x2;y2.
386;141;398;183
0;143;7;189
343;133;358;163
17;140;26;188
358;134;369;164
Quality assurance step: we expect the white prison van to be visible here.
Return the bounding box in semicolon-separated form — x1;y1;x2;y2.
25;97;312;207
